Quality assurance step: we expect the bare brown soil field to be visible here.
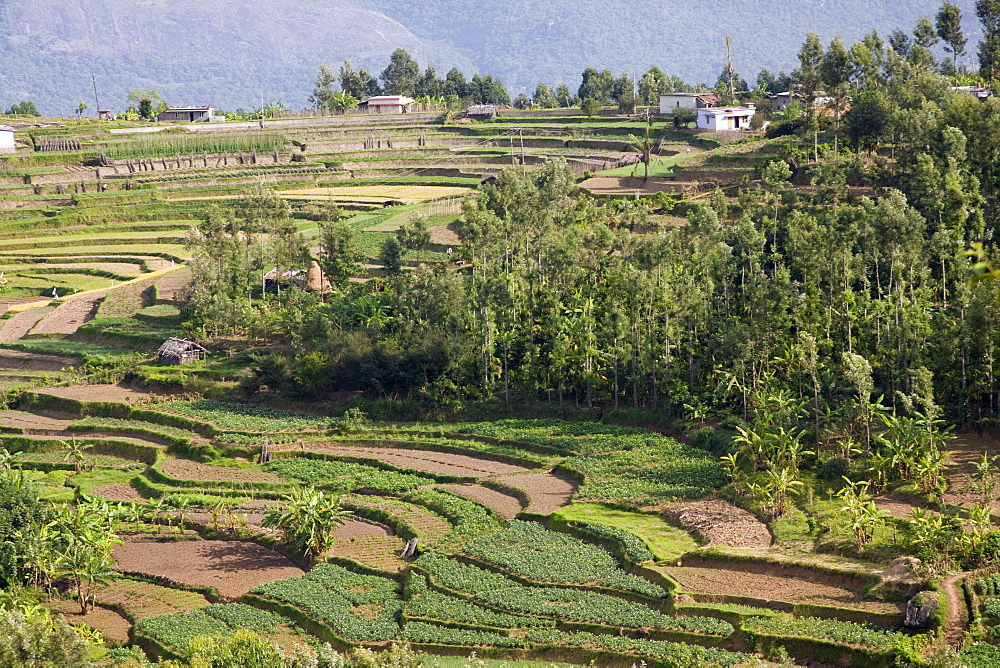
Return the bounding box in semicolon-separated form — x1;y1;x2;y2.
663;565;903;614
941;434;1000;514
329;532;408;573
437;483;524;520
114;538;304;599
32;292;107;335
159;458;282;483
289;444;530;478
345;495;452;542
663;498;772;549
94;579;210;620
0;410;75;430
90;483;146;502
47;599;131;644
155;267;193;302
0;349;76;371
494;472;576;515
0;306;55;341
38;384;164;403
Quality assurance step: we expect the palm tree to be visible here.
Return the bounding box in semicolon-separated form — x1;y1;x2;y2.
627;113;656;182
263;487;352;563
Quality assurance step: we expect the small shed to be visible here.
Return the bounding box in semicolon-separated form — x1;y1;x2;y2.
0;126;15;154
157;338;208;365
264;267;307;289
156;106;216;123
360;96;414;114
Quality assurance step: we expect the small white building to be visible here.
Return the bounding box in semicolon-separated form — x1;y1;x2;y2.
950;86;993;100
696;106;756;131
0;126;14;154
361;95;414;114
659;93;720;113
156;106;216;123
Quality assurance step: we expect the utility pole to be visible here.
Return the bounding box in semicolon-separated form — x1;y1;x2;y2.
507;126;525;177
92;76;102;120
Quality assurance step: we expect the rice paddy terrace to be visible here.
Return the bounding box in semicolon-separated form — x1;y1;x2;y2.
0;112;947;666
0;386;935;667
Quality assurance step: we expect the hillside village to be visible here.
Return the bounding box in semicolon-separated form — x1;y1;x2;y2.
4;3;1000;668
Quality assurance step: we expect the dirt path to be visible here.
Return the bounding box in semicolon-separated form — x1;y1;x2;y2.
32;292;107;335
0;306;55;341
941;572;968;647
0;410;76;431
37;384;164;403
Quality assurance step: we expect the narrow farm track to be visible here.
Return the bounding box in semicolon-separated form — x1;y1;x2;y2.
281;444;532;478
31;291;107;335
0;410;75;431
436;483;524;520
494;472;576;515
941;572;969;647
0;306;54;341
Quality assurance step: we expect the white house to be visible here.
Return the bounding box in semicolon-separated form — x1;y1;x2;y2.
659;93;720;113
156;106;216;123
696;106;756;131
360;96;414;114
0;126;14;154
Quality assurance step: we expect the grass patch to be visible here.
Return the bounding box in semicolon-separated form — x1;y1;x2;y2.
552;503;700;562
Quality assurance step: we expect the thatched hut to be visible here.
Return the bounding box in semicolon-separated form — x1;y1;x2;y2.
157;338;208;365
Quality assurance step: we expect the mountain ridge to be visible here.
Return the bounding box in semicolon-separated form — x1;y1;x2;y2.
0;0;981;115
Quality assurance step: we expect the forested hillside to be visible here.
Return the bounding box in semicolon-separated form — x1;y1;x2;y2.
0;0;978;114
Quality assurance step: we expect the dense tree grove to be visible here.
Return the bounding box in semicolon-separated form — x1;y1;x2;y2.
193;10;1000;440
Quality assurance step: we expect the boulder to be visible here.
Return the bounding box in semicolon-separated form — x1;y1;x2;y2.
875;556;925;600
904;591;940;629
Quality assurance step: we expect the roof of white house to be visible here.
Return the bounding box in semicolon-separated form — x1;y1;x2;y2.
0;126;14;132
161;106;214;112
698;106;756;116
363;96;415;106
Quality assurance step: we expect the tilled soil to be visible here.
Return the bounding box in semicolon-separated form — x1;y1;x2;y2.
90;483;146;502
494;472;576;515
0;410;75;430
663;498;771;549
32;292;107;335
38;384;165;403
663;565;904;614
437;483;524;520
0;306;55;341
289;444;530;478
114;538;304;599
46;600;131;644
154;267;193;301
95;579;210;620
345;495;452;541
0;349;76;371
941;434;1000;514
159;458;282;483
329;534;407;573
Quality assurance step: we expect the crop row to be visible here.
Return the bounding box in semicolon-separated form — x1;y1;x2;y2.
401;621;528;648
463;520;664;597
416;555;723;634
267;457;432;493
406;573;555;629
456;419;672;455
152;399;335;432
70;416;200;442
136;610;230;651
523;630;755;667
404;488;503;549
566;443;727;506
567;520;656;564
204;603;286;635
249;564;401;642
983;598;1000;619
977;574;1000;596
741;616;901;650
